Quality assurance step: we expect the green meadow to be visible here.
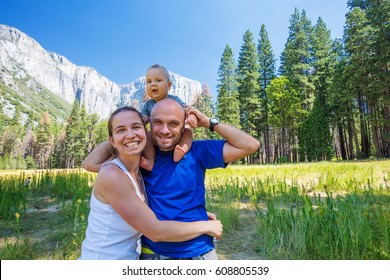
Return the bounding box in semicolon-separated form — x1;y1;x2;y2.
1;160;389;259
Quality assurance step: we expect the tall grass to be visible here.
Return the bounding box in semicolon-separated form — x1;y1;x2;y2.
256;188;390;259
1;160;389;259
0;170;94;219
206;160;390;259
0;173;29;220
0;169;95;259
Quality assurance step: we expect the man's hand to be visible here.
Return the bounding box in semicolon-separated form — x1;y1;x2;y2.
189;108;260;164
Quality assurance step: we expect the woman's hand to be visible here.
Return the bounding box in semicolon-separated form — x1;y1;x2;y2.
206;220;223;240
207;211;217;220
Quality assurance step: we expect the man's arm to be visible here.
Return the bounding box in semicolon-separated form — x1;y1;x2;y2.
82;141;116;172
188;109;260;163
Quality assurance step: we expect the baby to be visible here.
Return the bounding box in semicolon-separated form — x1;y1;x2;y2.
140;64;197;170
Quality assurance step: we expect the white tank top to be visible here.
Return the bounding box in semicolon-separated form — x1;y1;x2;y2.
79;159;145;260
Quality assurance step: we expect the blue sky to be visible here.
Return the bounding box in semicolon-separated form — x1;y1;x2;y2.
1;0;348;99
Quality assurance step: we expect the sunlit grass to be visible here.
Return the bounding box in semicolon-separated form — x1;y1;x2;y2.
1;160;389;259
0;169;94;259
207;160;390;259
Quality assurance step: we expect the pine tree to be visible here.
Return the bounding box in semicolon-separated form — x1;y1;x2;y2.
311;18;334;109
35;112;53;168
348;0;390;157
279;8;315;161
237;30;261;162
280;8;314;94
1;125;19;157
91;119;108;149
300;17;334;161
300;100;333;161
371;0;390;157
0;103;6;135
257;24;276;163
192;82;214;140
216;45;240;128
328;39;354;160
10;104;22;126
64;100;81;168
75;105;90;165
51;130;67;168
22;124;36;163
344;7;376;158
266;76;303;162
85;113;102;154
0;105;24;160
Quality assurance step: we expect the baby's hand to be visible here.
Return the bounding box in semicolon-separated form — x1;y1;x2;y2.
186;113;198;128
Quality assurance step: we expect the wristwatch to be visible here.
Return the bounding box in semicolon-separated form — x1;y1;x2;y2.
209;117;220;132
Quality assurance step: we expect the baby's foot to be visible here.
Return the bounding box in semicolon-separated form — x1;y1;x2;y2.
140;156;154;171
173;145;187;162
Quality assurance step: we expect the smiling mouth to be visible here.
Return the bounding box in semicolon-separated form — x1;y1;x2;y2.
157;136;172;142
124;141;140;147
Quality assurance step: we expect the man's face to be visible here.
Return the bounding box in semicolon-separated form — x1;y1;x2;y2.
150;101;185;151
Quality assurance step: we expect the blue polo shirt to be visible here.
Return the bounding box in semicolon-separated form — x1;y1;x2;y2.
141;140;227;258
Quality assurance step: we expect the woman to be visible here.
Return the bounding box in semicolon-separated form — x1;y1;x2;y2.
79;106;222;259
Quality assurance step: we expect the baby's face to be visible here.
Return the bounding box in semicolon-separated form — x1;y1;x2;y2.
145;68;172;102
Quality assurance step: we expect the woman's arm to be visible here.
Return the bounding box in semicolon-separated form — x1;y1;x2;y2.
95;166;223;242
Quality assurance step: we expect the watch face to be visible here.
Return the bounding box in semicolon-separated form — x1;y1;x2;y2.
209;117;220;132
210;117;219;124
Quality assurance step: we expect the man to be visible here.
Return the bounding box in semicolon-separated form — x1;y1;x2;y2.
82;98;259;260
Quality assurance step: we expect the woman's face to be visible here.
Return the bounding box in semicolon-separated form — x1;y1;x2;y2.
109;110;147;157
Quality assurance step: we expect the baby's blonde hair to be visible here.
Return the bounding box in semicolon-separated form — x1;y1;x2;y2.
147;64;170;82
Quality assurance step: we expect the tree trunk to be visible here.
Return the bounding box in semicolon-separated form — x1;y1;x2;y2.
358;93;370;158
273;142;278;164
382;89;390;157
347;117;355;160
371;111;382;157
351;117;360;159
281;127;286;160
338;122;347;160
264;123;270;163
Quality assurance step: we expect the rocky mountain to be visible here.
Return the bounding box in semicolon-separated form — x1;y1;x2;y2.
0;24;201;122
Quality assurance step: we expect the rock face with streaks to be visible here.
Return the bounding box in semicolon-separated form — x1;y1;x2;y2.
0;24;201;120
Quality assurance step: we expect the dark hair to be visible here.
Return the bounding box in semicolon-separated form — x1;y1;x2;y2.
107;106;146;137
147;64;170;82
